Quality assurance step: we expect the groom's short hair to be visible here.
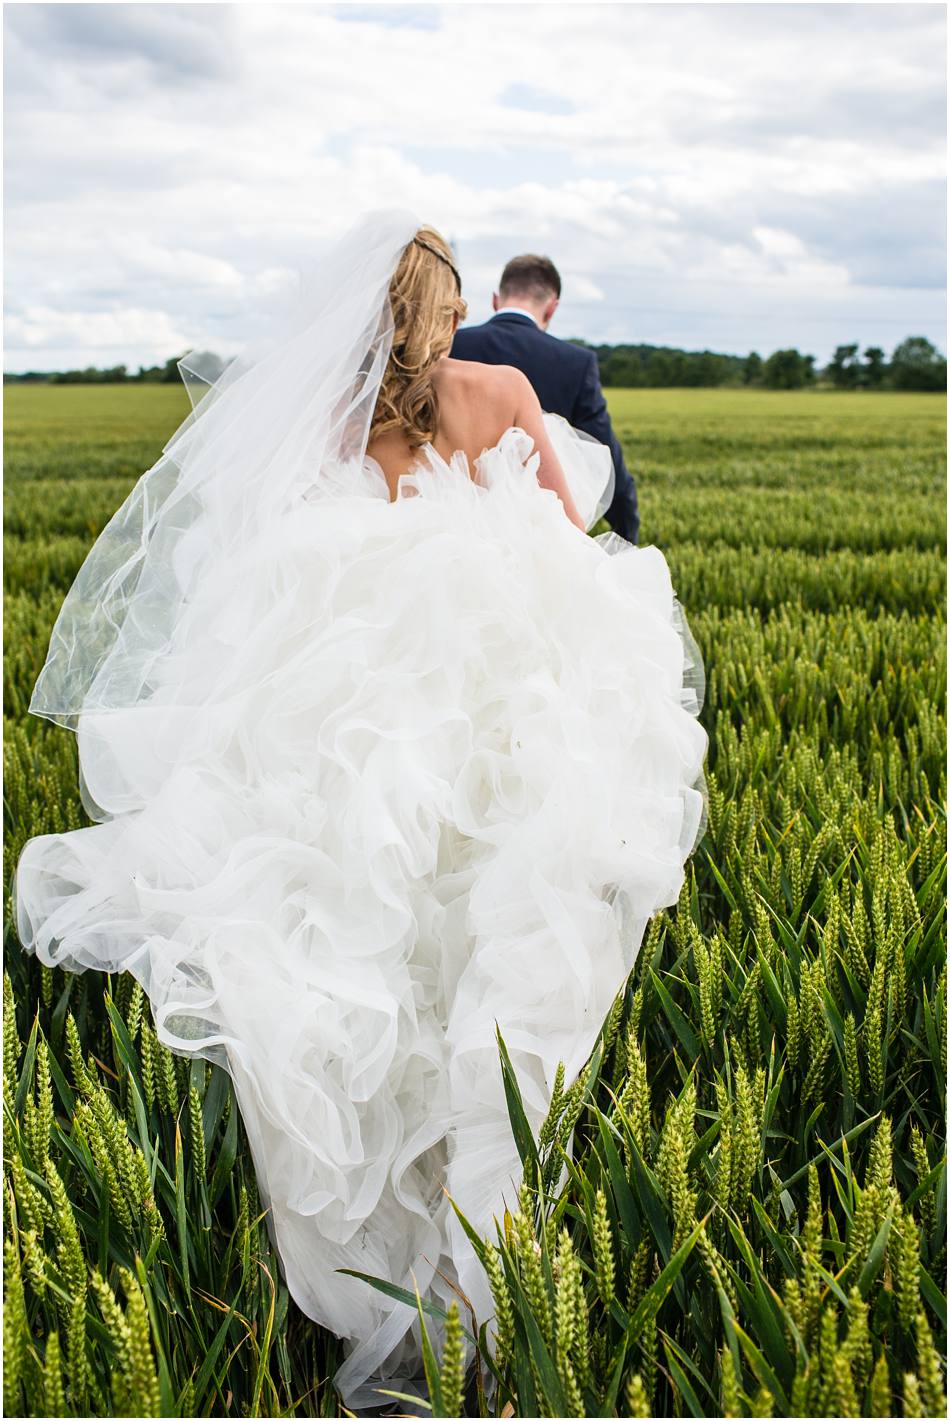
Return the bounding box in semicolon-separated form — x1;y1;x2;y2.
499;254;561;302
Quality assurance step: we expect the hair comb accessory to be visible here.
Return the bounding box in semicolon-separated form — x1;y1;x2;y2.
412;235;462;293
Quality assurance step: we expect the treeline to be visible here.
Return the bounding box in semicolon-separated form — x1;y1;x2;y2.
585;335;947;391
6;356;186;385
5;336;946;392
823;338;947;392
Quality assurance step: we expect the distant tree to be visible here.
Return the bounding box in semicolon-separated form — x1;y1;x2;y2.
668;351;689;386
50;363;134;383
691;351;726;386
828;343;862;388
596;343;744;388
133;363;162;382
191;352;229;383
762;348;810;389
680;355;701;387
53;366;102;384
862;347;886;386
889;336;947;392
601;351;643;387
743;352;763;385
645;351;674;387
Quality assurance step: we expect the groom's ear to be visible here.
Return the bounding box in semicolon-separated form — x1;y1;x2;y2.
491;292;500;312
543;296;559;327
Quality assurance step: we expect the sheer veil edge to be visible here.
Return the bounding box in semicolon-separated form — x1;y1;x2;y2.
28;210;422;730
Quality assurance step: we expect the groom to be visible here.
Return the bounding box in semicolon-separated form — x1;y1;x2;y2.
451;254;640;543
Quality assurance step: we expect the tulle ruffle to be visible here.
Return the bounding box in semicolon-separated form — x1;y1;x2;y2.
14;427;706;1408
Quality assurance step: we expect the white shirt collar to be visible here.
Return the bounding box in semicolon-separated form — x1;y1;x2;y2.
492;304;541;327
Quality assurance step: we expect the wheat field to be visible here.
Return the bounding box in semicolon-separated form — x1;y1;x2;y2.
3;385;946;1417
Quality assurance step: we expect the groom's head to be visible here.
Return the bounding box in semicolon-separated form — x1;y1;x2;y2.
493;254;561;330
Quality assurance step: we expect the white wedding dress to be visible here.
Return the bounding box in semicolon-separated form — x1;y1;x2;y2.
13;212;707;1409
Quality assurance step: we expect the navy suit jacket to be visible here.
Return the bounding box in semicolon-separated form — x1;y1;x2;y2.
451;312;639;543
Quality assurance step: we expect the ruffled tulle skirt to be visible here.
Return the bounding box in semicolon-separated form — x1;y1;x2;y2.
14;424;707;1408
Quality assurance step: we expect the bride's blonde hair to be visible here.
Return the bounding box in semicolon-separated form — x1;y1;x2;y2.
370;226;467;449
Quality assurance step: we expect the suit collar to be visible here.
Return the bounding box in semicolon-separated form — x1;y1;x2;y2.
489;310;540;328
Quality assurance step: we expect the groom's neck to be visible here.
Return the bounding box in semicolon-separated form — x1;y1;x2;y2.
492;291;556;331
495;303;541;328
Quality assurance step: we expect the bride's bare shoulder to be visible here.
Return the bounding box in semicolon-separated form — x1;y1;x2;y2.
435;358;531;412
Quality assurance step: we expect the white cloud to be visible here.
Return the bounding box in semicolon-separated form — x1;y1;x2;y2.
745;227;852;287
4;2;945;369
566;274;606;304
7;305;193;358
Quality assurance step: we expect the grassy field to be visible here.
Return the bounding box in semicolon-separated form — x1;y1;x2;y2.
3;385;947;1418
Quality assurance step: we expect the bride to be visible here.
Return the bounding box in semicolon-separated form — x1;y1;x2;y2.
14;213;707;1410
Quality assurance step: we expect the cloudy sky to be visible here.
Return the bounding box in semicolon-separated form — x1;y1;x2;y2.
4;1;946;371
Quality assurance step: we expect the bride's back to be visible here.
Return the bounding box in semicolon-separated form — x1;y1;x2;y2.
367;357;524;496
